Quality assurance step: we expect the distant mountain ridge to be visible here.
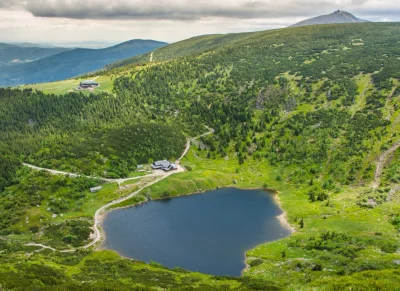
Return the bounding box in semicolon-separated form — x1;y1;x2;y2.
0;39;167;86
290;10;370;27
0;43;70;67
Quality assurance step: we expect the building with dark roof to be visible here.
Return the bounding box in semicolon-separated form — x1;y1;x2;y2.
79;80;99;88
151;160;177;171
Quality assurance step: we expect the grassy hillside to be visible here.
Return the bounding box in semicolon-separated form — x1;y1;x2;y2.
0;22;400;290
0;40;167;86
19;75;114;95
21;34;251;94
106;32;257;69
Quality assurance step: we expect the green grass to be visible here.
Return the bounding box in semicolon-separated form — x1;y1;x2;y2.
7;176;130;248
350;73;371;115
0;250;260;290
108;145;400;289
2;140;400;289
19;75;114;95
2;22;400;290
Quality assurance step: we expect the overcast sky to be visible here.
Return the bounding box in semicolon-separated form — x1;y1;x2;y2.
0;0;399;47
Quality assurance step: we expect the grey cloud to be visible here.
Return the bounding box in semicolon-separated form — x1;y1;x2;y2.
24;0;293;20
0;0;22;8
23;0;400;20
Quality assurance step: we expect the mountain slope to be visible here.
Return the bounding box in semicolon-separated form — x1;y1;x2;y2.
290;10;370;27
0;39;167;86
0;43;70;67
7;22;400;180
1;22;400;290
106;33;255;70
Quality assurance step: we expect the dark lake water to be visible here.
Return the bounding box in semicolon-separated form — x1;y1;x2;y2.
102;188;292;276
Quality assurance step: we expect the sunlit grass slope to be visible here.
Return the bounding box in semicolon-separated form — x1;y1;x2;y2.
19;75;114;95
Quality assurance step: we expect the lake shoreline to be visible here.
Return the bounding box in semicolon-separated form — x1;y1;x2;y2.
99;186;281;230
274;193;296;234
100;186;294;277
241;190;295;276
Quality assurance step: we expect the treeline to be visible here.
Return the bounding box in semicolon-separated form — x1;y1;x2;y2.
69;124;186;177
0;87;187;177
105;23;399;184
0;154;20;192
0;23;399;183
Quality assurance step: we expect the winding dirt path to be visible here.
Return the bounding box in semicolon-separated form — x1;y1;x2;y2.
23;127;214;185
23;164;169;185
373;141;400;188
25;243;56;251
83;128;214;249
178;127;214;163
24;128;214;252
22;163;115;182
83;169;183;249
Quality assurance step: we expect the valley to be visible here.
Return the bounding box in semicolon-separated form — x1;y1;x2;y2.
0;22;399;290
0;40;167;86
0;43;71;68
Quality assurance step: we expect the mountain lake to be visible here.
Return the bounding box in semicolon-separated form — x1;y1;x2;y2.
102;188;292;276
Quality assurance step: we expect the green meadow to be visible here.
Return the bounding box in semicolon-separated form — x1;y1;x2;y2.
20;75;114;95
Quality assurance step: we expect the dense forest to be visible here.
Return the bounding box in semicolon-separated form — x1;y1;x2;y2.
4;23;399;182
0;22;400;290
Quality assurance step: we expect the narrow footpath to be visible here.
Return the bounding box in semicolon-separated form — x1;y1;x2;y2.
373;141;400;188
24;128;214;252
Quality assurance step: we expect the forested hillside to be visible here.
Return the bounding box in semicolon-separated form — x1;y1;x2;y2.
0;22;400;290
106;32;255;69
12;23;400;182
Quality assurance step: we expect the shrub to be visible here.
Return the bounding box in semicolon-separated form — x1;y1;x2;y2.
249;259;264;267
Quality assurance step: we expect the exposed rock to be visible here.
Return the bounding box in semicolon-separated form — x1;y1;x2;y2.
290;10;370;28
367;199;377;208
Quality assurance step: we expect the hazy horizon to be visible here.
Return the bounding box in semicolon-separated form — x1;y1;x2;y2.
0;0;399;45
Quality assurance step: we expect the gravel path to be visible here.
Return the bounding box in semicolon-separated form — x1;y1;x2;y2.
373;141;400;188
23;128;214;252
